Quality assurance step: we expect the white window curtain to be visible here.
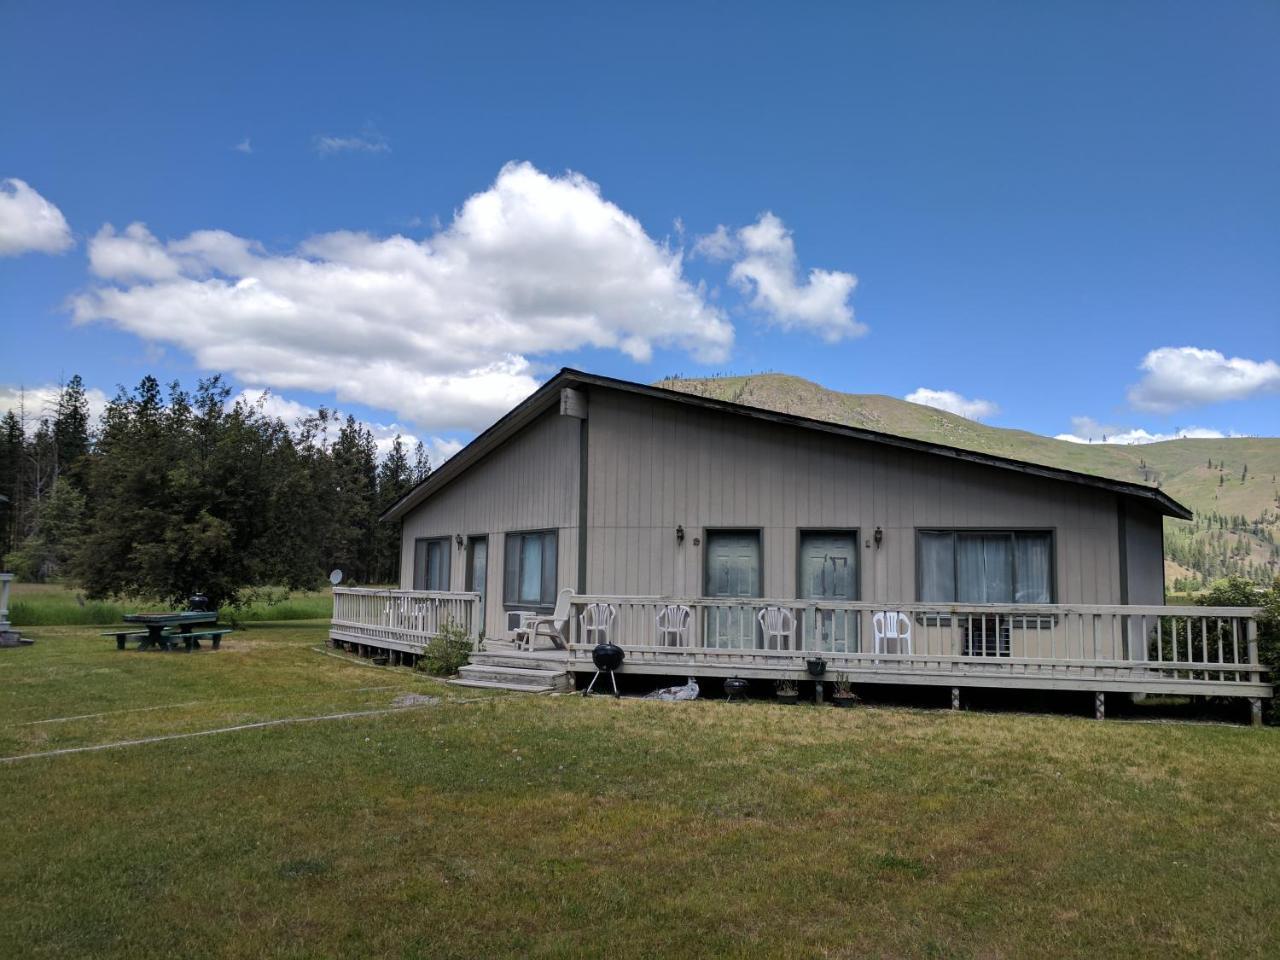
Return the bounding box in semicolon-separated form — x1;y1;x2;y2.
956;534;1012;603
1014;533;1052;603
919;532;955;602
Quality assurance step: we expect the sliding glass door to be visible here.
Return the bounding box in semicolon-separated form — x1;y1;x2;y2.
798;531;859;652
704;531;761;648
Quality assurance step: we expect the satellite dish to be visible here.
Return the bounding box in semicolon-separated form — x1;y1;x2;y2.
329;569;344;586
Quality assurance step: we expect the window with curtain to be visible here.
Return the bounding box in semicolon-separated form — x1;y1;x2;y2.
502;530;558;608
413;537;451;591
917;530;1053;603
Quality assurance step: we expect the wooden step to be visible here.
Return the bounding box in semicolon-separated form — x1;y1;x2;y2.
453;662;573;693
469;652;570;671
449;677;560;693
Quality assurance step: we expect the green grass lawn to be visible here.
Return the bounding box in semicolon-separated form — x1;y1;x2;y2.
3;622;1279;959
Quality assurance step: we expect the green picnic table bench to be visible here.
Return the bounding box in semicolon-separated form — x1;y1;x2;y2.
102;611;230;651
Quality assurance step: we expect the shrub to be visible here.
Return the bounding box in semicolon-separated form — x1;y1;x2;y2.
1197;576;1280;722
417;618;473;676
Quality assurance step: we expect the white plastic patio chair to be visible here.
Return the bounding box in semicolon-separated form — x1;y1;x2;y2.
655;604;692;647
580;602;617;646
757;605;795;651
872;610;912;655
514;588;574;651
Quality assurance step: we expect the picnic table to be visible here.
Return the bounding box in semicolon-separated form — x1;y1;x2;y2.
105;610;227;652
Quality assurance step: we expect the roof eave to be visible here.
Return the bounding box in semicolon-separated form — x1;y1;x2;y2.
381;367;1194;523
379;370;573;523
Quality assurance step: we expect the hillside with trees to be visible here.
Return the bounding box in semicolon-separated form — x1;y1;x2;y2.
0;375;428;606
660;373;1280;590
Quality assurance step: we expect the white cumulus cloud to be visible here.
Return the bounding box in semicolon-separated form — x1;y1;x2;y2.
695;213;863;342
73;162;734;432
1127;346;1280;413
1054;415;1237;445
0;178;74;257
0;383;110;429
905;387;998;421
691;224;735;261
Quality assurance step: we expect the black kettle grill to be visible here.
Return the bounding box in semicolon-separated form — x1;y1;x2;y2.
585;642;624;697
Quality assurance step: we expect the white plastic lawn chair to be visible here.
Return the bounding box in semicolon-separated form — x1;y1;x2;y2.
656;604;693;647
580;602;617;646
514;588;574;651
757;605;795;651
873;610;912;655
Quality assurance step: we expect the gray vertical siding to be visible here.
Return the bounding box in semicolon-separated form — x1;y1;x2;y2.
584;389;1130;605
398;384;1166;639
399;409;580;637
1122;502;1166;605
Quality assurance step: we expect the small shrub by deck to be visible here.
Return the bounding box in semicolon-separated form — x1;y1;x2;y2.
417;618;473;676
1197;575;1280;721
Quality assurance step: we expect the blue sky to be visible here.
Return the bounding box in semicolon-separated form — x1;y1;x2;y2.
2;0;1277;459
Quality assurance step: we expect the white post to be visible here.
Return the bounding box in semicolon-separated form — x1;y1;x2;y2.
0;573;12;630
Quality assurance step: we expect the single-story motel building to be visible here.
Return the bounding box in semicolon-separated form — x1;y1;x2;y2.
331;369;1269;722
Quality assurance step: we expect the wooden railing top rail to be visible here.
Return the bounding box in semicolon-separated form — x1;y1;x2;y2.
332;587;481;600
569;595;1263;618
562;643;1269;671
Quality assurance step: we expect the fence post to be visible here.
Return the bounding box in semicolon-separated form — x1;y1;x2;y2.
1247;618;1260;685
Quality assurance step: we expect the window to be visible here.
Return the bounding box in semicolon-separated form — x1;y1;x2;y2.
704;530;762;648
798;530;859;652
503;530;557;608
413;537;451;592
917;530;1053;604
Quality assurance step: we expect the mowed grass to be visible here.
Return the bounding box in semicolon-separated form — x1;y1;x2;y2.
7;581;334;626
3;624;1280;959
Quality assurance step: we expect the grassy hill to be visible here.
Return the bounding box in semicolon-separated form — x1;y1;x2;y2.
657;374;1280;589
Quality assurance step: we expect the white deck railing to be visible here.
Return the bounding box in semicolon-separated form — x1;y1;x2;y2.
330;587;481;651
564;596;1270;697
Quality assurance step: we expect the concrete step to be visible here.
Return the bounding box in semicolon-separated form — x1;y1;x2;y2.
448;677;559;693
453;661;574;693
459;663;564;682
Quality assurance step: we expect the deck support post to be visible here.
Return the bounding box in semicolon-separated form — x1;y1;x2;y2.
814;681;824;706
1250;698;1263;728
950;687;960;711
1094;692;1105;721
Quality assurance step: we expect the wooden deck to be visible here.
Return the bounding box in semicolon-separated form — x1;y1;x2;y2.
565;596;1271;701
329;588;1271;718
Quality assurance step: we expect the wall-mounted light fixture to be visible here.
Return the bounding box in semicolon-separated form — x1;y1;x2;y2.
455;534;465;549
676;524;685;544
873;526;883;548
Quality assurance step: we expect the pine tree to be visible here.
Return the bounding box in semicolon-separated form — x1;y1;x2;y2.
413;441;432;484
374;436;414;583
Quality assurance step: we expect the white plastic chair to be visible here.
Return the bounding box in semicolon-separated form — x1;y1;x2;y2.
514;588;574;650
873;610;912;655
757;606;795;650
655;604;692;647
580;602;617;646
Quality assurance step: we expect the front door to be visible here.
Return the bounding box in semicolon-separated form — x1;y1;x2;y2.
704;531;761;648
798;531;858;652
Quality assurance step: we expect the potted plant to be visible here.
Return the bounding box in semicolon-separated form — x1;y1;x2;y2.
775;678;800;705
831;673;858;708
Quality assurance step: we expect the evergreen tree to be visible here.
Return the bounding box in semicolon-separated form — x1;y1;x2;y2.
374;435;414;582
